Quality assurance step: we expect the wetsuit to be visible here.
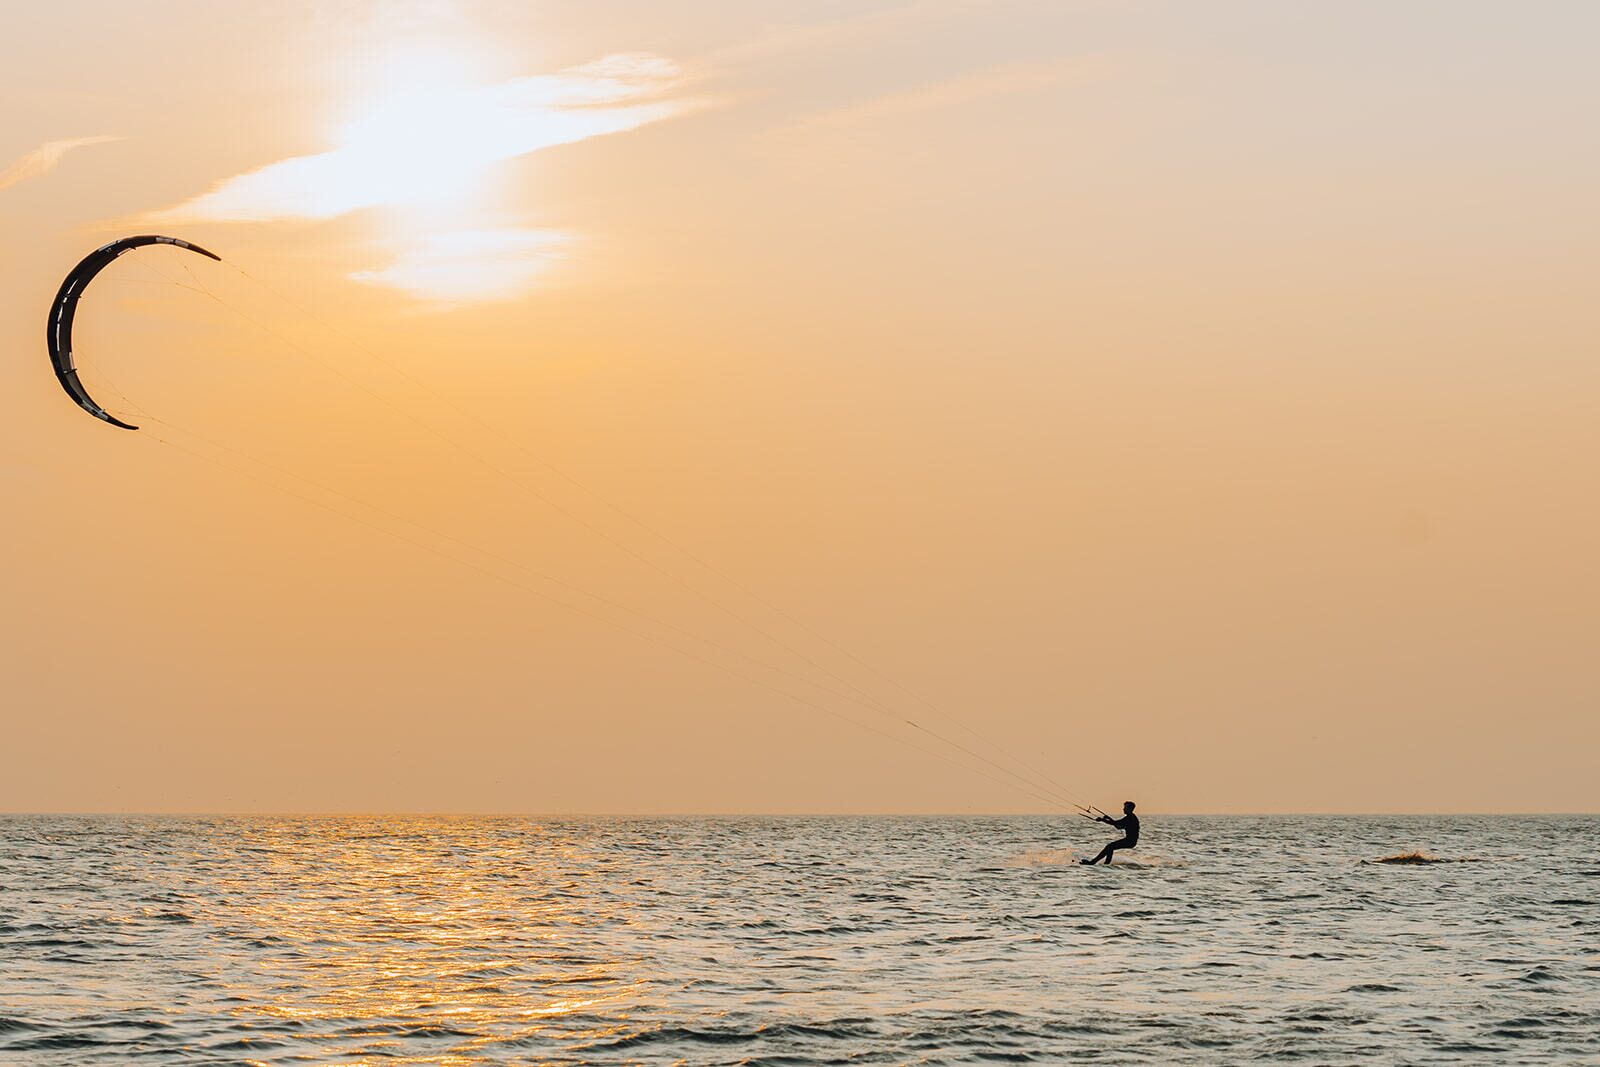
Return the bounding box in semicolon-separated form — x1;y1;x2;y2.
1087;813;1139;865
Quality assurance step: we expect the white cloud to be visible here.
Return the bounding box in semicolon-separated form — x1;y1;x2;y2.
153;54;692;222
349;228;569;303
0;135;121;192
143;51;704;303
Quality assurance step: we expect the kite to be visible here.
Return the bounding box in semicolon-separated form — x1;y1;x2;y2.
47;235;221;429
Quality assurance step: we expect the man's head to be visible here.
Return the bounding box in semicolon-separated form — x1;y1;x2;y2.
1123;801;1136;814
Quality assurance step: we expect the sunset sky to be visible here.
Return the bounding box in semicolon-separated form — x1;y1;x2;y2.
3;0;1597;813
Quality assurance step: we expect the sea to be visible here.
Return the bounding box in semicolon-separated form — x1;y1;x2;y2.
1;815;1596;1065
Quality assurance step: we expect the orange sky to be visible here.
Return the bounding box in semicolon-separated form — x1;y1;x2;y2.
3;1;1597;813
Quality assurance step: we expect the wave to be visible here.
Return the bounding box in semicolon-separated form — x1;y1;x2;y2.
1367;851;1488;865
1096;856;1188;869
1007;848;1079;867
1006;849;1187;869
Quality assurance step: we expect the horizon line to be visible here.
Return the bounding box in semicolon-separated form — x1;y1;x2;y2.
2;810;1594;818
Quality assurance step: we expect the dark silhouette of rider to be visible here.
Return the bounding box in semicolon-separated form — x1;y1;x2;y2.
1082;801;1139;864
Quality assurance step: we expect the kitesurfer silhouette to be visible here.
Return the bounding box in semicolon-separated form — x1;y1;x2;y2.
1082;801;1139;864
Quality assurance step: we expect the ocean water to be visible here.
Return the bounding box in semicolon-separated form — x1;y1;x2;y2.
1;815;1596;1065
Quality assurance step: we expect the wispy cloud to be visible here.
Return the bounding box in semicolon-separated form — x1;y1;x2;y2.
711;0;988;66
350;227;568;303
153;54;695;222
0;135;121;192
796;56;1115;129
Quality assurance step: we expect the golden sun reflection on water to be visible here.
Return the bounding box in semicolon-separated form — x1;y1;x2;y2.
206;818;645;1063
